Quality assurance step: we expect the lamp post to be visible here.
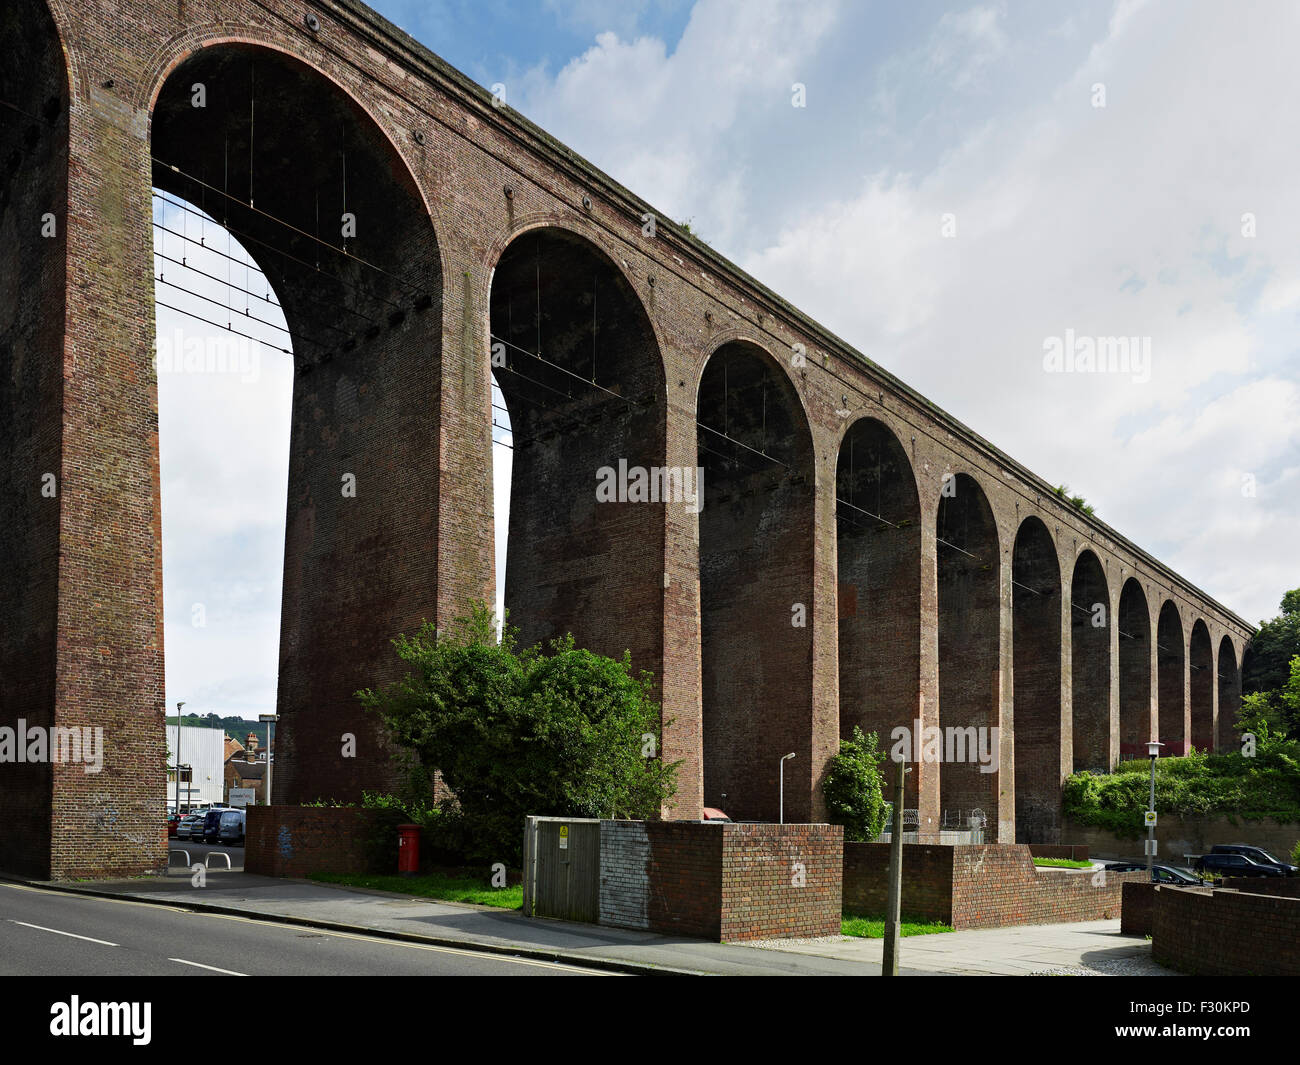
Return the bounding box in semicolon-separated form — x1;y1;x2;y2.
175;701;185;814
779;752;796;824
259;713;279;806
1146;741;1163;876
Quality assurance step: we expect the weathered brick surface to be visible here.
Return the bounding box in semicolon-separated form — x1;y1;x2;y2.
2;0;1255;878
598;821;841;941
244;805;376;879
1152;886;1300;975
846;842;1143;929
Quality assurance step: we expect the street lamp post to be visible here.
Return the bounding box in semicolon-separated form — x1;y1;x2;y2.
779;752;796;824
259;713;279;806
1146;741;1163;876
175;701;185;815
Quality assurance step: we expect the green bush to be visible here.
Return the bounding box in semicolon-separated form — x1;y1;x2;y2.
823;727;889;842
358;603;678;866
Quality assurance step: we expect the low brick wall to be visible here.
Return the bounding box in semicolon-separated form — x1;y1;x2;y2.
599;821;842;941
1152;886;1300;975
844;843;1144;929
1028;844;1089;861
1122;880;1214;934
245;806;377;878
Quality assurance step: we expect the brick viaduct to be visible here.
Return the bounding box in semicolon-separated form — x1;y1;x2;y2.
1;0;1255;877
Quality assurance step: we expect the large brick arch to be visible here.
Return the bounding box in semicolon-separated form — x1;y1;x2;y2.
1012;515;1062;842
1070;548;1112;772
835;414;921;808
149;40;443;806
487;222;667;677
1118;578;1152;757
1218;635;1242;751
1157;599;1187;754
1189;619;1214;751
935;471;1001;830
697;338;815;823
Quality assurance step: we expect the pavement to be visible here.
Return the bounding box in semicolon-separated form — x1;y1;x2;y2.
2;864;1173;976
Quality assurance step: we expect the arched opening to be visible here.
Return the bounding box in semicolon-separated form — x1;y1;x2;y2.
1219;637;1242;751
1189;620;1213;752
150;43;442;804
0;0;70;877
1118;579;1151;759
487;227;666;671
1157;601;1186;755
697;342;813;822
1012;517;1061;843
936;473;1000;831
1070;550;1112;772
836;417;920;811
837;416;920;806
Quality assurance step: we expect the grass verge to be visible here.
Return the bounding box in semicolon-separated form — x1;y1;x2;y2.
1032;857;1094;869
309;870;523;909
841;913;954;938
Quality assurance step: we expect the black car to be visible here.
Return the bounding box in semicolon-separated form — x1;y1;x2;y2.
1210;844;1298;876
1195;852;1288;878
201;808;227;843
1103;861;1202;884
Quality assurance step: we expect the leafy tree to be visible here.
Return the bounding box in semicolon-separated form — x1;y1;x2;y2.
822;726;889;842
358;603;678;865
1243;588;1300;698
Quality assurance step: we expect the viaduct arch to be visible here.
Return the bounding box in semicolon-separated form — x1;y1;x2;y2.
0;0;1254;876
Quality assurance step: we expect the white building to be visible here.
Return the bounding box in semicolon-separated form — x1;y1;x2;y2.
165;725;225;811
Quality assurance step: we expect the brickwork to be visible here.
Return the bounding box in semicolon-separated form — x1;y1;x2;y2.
244;805;375;879
844;842;1143;929
597;821;841;941
1152;886;1300;975
1071;551;1112;771
1;0;1254;878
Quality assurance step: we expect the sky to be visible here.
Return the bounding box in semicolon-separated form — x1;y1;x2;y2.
156;0;1300;720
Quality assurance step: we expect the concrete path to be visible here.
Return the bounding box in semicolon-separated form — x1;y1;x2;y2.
8;869;1170;976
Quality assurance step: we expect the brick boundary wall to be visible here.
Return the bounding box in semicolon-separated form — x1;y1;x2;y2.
245;806;376;879
1152;886;1300;975
598;821;841;941
845;843;1145;929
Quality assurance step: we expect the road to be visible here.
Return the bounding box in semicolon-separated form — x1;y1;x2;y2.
0;882;609;976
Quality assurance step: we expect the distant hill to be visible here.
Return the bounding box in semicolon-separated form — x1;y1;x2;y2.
165;713;268;748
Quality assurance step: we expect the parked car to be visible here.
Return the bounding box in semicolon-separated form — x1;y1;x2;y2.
1194;852;1288;878
167;814;181;838
1151;864;1201;885
1102;861;1202;884
702;807;732;822
1210;844;1299;876
215;808;246;845
176;813;205;840
200;808;226;843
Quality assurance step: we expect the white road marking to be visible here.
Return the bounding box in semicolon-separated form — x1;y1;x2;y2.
168;958;247;976
9;920;118;946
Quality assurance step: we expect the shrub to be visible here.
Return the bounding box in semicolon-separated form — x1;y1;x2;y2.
823;727;889;842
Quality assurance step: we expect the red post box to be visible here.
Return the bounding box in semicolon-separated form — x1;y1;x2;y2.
397;823;420;876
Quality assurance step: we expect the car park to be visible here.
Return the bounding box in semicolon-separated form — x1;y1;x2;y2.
176;813;205;840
